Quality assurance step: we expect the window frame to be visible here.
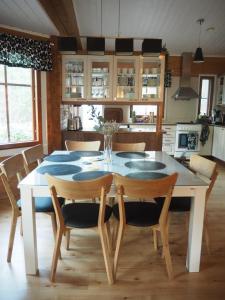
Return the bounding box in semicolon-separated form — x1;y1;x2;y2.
198;75;215;116
0;66;42;150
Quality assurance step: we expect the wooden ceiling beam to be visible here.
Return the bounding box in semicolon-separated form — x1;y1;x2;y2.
38;0;82;50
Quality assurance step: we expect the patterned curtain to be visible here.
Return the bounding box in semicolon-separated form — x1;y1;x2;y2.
0;33;52;71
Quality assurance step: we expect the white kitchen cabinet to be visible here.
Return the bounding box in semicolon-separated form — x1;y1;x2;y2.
113;56;139;101
62;55;87;101
139;55;165;102
212;126;225;160
162;125;176;155
217;75;225;105
199;125;214;156
87;55;113;100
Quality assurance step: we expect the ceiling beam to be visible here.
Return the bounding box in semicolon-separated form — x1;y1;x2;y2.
38;0;82;50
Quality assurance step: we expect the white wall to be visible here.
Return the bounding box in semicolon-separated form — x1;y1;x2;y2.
0;72;48;158
164;76;199;123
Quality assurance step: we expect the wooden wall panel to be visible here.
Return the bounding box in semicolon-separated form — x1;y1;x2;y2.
46;37;62;153
167;56;225;77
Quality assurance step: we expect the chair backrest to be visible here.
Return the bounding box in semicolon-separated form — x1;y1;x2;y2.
22;144;44;174
47;174;113;226
190;154;218;202
114;173;178;227
0;154;25;214
65;140;101;151
112;142;146;151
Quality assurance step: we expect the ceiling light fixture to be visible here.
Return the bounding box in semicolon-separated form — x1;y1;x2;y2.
87;0;105;55
115;0;133;55
193;18;205;63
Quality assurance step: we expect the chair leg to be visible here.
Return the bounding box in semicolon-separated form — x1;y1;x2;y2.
50;227;63;282
113;222;124;279
7;214;18;262
153;229;158;251
51;214;62;260
99;224;114;285
160;229;173;280
105;222;112;255
66;229;71;250
112;220;119;250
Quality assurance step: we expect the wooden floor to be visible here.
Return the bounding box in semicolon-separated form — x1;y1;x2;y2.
1;163;225;299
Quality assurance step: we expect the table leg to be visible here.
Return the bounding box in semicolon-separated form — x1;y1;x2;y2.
186;187;207;272
20;186;38;275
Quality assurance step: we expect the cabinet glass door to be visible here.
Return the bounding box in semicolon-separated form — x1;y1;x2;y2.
140;58;161;100
114;57;138;100
139;56;165;102
88;56;113;100
62;55;87;100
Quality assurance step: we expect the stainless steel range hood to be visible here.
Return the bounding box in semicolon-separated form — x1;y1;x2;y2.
173;52;199;100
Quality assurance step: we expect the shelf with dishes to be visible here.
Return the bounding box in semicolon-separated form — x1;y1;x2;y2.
62;54;165;103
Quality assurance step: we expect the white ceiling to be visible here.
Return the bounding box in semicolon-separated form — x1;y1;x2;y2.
74;0;225;56
0;0;225;56
0;0;58;36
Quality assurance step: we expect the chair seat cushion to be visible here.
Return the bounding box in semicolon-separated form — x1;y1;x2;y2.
155;197;191;212
17;197;64;213
113;202;161;227
62;203;112;228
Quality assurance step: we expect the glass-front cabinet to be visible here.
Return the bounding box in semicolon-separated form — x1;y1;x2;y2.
139;55;165;102
113;56;139;101
87;56;113;100
62;55;87;100
62;54;165;103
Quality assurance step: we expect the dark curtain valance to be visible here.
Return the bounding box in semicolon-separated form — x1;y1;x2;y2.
0;33;52;71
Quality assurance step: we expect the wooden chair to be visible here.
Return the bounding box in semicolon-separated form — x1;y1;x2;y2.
156;154;218;254
112;142;146;151
113;172;178;280
0;154;64;262
65;140;101;151
22;144;44;174
47;173;114;284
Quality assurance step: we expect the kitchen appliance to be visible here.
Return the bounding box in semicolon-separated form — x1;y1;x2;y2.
213;109;222;124
174;123;202;158
67;106;82;131
173;53;199;100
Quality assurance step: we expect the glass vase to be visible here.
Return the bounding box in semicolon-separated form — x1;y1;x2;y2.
104;134;112;163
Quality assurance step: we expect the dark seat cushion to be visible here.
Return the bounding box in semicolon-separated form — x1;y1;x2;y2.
62;203;112;228
113;202;161;227
17;197;65;213
155;197;191;212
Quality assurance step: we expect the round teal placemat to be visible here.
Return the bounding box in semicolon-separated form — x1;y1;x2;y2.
71;151;102;157
37;164;82;175
72;171;111;181
125;160;166;171
126;172;168;179
116;152;149;159
44;154;80;162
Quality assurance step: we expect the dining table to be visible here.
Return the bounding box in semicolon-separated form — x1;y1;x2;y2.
19;150;208;276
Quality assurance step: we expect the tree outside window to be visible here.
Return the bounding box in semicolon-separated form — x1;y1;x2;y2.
0;65;37;146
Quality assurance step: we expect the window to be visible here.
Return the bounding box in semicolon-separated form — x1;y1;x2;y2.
132;105;157;116
0;65;38;147
198;76;215;116
81;105;103;130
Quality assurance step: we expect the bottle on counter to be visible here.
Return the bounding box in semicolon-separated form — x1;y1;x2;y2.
132;111;136;123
